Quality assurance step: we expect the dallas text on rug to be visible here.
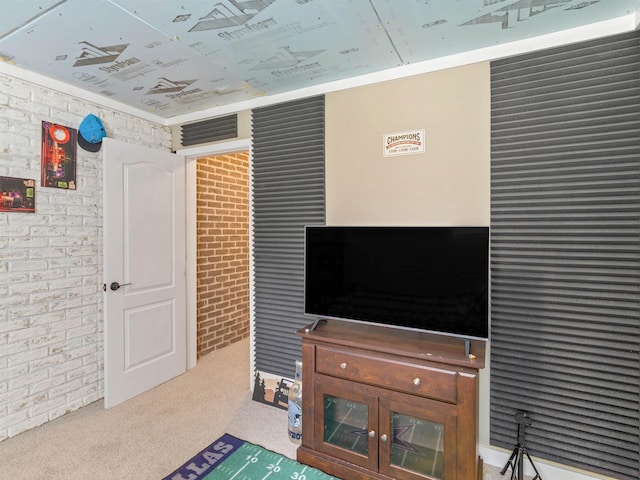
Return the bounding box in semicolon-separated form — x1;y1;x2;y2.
163;433;338;480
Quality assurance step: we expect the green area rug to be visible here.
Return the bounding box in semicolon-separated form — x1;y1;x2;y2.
163;433;339;480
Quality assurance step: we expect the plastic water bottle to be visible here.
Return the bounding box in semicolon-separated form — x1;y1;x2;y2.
287;360;303;444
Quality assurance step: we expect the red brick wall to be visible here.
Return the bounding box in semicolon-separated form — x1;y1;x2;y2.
196;152;250;356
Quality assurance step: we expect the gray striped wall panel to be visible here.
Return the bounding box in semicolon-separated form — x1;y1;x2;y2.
251;96;325;378
490;30;640;480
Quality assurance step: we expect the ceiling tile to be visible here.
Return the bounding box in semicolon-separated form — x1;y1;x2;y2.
0;0;638;120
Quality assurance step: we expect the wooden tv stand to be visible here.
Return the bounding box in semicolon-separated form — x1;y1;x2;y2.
297;320;486;480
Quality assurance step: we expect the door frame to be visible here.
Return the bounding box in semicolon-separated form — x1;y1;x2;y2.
180;138;253;370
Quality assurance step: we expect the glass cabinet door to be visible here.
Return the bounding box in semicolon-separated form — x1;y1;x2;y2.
323;394;369;456
389;412;445;479
379;398;457;480
314;379;379;471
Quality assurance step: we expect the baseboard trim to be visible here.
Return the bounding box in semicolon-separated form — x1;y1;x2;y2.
479;445;615;480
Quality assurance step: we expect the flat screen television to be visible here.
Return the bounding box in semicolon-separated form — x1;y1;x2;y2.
304;226;489;340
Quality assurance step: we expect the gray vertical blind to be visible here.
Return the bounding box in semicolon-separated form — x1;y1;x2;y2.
251;96;325;378
490;31;640;480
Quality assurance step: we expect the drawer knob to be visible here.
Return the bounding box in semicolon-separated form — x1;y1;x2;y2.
380;434;388;442
368;430;375;438
340;362;347;369
413;377;421;386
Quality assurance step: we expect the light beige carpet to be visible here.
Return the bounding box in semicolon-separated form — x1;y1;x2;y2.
0;339;297;480
0;338;506;480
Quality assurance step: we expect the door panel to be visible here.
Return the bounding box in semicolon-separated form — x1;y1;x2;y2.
379;397;457;480
314;374;379;471
103;138;187;408
125;300;175;369
126;162;176;287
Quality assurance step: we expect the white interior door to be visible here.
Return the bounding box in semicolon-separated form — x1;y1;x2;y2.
103;138;187;408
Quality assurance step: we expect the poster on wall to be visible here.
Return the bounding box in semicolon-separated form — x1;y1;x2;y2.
383;129;425;157
0;176;36;213
41;121;77;190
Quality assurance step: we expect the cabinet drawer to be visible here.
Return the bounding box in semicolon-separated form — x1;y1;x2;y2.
315;346;457;403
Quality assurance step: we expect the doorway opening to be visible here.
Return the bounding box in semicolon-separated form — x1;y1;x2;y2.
195;151;250;357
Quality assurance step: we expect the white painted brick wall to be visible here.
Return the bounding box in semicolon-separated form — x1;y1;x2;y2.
0;72;172;441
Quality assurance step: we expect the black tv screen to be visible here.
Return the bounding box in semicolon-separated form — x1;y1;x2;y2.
304;226;489;339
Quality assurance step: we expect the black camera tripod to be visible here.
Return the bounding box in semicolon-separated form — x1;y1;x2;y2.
500;411;543;480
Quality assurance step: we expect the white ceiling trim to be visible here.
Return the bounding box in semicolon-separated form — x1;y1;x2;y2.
175;138;251;157
0;60;167;124
1;12;637;129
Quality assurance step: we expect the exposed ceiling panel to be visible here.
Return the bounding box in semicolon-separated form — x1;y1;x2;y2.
0;0;638;121
0;0;63;38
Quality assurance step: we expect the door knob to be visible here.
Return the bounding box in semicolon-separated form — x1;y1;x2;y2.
110;281;132;291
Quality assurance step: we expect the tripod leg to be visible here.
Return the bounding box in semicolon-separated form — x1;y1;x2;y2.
512;446;527;480
525;450;543;480
500;446;519;475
